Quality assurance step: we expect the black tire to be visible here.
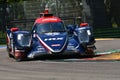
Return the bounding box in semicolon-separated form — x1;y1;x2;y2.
15;58;22;62
13;45;23;62
6;44;13;58
8;52;13;58
86;48;94;55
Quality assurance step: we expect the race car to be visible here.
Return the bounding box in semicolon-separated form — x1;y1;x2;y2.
6;9;96;61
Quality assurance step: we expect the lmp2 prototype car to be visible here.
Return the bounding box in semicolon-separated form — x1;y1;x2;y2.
6;10;96;61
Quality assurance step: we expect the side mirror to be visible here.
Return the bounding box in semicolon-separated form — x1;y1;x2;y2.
80;23;89;27
66;25;75;34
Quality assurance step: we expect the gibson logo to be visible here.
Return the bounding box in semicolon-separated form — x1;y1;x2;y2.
44;37;63;41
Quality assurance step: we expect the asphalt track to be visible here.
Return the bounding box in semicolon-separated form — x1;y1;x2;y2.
0;39;120;80
95;38;120;53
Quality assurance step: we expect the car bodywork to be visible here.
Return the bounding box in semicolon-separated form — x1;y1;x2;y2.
6;10;96;61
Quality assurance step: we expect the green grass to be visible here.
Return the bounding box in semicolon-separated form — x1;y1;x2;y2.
0;31;6;44
93;27;120;38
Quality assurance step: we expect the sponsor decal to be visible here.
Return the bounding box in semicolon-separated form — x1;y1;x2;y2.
51;44;61;47
42;18;58;22
37;46;45;52
36;35;67;53
45;32;60;35
44;37;63;41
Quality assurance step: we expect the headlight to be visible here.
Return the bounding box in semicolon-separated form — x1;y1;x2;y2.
87;30;91;36
17;34;23;40
78;29;89;43
17;34;31;47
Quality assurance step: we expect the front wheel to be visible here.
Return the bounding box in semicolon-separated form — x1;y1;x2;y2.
86;48;94;55
8;52;13;58
14;51;27;62
6;44;13;58
15;58;22;62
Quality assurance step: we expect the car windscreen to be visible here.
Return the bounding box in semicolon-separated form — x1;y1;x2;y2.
35;22;66;34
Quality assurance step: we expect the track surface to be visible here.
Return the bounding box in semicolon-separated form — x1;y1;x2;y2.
0;39;120;80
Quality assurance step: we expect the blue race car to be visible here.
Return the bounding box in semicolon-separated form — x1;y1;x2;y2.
6;10;96;61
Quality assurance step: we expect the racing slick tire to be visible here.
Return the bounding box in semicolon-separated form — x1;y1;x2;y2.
8;51;13;58
86;48;94;55
15;58;22;62
6;44;13;58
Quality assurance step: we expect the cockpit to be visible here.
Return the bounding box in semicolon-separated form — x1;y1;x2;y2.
35;22;66;34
